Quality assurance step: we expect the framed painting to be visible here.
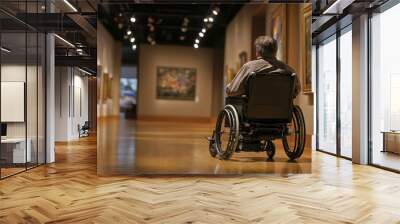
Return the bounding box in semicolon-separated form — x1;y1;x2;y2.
239;51;248;67
271;5;287;62
302;4;313;94
156;66;197;100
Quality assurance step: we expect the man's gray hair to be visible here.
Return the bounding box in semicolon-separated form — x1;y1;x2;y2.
254;36;278;58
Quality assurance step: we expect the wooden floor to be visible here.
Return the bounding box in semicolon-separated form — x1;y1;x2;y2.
97;119;311;175
1;122;400;223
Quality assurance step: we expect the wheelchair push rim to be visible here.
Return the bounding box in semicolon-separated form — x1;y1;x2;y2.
214;105;239;160
282;105;306;160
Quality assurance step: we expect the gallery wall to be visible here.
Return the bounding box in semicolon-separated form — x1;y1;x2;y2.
224;3;314;140
97;22;123;117
55;67;89;141
138;44;215;120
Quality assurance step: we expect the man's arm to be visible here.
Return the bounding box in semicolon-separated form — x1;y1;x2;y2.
226;64;249;97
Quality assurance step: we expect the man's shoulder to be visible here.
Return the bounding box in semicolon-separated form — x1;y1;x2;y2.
272;59;296;73
243;59;271;69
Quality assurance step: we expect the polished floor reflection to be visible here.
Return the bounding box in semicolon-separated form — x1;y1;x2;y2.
97;118;311;175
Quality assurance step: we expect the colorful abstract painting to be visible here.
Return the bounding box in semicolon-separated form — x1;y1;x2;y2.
156;66;197;100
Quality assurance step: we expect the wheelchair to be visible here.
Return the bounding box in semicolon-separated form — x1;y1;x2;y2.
208;71;306;160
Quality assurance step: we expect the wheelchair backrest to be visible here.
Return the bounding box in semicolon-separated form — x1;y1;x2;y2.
246;72;295;123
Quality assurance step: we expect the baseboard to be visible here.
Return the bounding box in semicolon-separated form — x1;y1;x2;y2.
137;115;212;123
97;115;120;121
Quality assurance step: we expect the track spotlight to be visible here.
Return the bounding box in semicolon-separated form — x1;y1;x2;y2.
203;18;208;22
212;8;219;15
195;39;199;44
201;28;206;33
130;16;136;23
194;43;199;48
209;17;214;22
127;30;132;35
199;32;204;37
130;37;135;43
132;44;137;50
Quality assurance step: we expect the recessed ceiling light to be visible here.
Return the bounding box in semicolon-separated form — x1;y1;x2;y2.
132;44;137;50
203;18;208;22
212;9;219;15
195;39;199;44
199;32;204;37
130;37;135;43
127;30;132;35
194;43;199;48
201;28;206;33
209;17;214;22
130;16;136;23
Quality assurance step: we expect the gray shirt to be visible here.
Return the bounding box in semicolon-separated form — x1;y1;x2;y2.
226;57;301;97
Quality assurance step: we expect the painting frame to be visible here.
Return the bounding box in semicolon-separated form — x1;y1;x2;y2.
156;66;197;101
302;4;313;94
270;4;287;62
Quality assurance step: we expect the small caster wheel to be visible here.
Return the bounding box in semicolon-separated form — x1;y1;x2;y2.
266;140;275;159
208;132;217;158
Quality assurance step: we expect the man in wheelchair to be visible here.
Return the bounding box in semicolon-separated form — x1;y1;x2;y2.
226;35;300;97
209;35;306;160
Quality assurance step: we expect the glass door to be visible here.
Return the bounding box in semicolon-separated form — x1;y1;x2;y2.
339;26;352;158
316;25;353;158
0;1;46;179
317;35;337;155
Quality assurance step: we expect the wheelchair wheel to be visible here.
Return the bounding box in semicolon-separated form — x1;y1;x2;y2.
265;140;276;159
214;105;239;160
282;105;306;160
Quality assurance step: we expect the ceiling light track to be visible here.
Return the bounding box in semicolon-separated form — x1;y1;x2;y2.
1;47;11;53
63;0;78;12
54;34;76;48
194;5;219;49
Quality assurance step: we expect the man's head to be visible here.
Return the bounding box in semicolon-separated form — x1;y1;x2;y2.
254;36;278;59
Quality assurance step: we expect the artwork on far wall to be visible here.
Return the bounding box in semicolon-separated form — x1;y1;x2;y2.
302;4;313;94
239;51;248;67
156;66;197;100
271;4;287;62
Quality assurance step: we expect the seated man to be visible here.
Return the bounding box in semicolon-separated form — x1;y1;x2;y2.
226;35;300;97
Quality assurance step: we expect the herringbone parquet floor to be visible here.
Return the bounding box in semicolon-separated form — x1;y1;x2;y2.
1;125;400;223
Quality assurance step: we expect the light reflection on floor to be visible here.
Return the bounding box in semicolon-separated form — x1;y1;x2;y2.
97;117;312;176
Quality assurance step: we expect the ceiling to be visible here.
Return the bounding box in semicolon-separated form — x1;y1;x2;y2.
98;3;243;48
